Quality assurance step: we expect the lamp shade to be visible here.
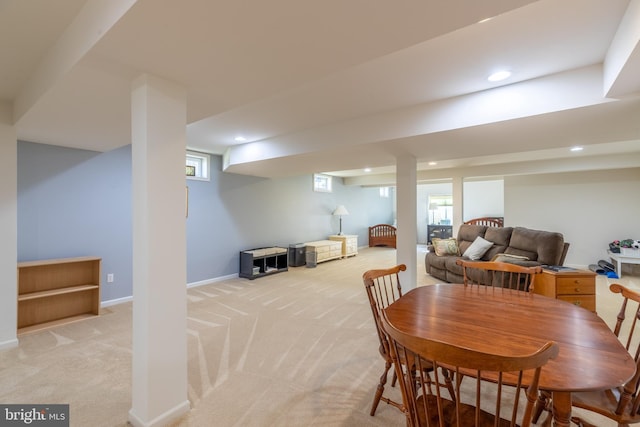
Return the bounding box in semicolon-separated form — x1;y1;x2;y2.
332;205;349;216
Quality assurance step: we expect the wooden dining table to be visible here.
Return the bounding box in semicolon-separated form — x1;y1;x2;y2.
384;283;636;427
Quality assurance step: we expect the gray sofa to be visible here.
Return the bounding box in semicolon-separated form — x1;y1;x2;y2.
425;224;568;283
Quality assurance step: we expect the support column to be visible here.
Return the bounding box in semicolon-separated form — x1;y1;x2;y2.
396;154;417;290
452;176;463;235
129;75;189;427
0;101;18;350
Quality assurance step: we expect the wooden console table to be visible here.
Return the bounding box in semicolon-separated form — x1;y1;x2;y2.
532;268;596;312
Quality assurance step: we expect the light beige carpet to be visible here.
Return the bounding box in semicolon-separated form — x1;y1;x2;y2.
1;246;638;427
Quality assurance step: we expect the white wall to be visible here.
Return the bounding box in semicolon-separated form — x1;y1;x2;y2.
504;168;640;268
463;179;504;221
0;104;17;349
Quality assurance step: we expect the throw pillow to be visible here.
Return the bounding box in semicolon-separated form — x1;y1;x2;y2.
491;253;535;267
432;238;459;256
491;253;529;262
463;236;494;260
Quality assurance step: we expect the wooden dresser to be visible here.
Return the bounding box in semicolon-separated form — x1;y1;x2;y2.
533;268;596;312
304;240;342;264
329;235;358;258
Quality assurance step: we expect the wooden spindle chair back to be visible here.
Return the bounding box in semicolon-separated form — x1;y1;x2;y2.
539;283;640;427
456;260;542;292
381;310;559;427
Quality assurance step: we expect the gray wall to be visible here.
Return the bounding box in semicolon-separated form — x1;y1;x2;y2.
186;154;393;283
22;141;639;300
17;142;393;302
18;142;132;302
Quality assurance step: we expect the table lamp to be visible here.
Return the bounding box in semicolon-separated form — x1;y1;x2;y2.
332;205;349;235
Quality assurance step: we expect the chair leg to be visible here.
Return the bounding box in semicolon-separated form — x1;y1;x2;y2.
441;368;457;402
532;390;552;423
370;360;392;416
370;360;405;416
569;416;599;427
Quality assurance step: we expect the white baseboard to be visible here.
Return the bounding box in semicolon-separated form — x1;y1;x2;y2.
0;337;18;351
186;273;238;289
128;400;190;427
101;295;133;308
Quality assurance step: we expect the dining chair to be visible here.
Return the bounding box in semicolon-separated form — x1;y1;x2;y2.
363;264;407;416
456;260;542;292
381;310;559;427
363;264;458;417
533;283;640;427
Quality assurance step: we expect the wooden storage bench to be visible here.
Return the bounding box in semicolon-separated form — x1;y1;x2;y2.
304;240;343;264
239;247;288;279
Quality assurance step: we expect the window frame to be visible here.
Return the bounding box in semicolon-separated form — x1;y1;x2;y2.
313;173;333;193
186;150;210;182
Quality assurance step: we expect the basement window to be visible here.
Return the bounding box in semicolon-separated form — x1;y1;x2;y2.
186;151;210;181
313;174;332;192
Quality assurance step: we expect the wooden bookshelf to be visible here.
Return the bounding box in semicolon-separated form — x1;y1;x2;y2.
17;256;101;335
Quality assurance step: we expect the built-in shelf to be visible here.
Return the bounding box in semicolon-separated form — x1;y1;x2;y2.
18;284;100;301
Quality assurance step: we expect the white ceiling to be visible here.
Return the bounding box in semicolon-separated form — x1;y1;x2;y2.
3;0;640;183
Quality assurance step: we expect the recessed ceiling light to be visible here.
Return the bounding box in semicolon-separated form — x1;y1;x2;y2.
478;17;493;24
428;161;437;166
364;168;372;172
570;146;584;152
234;136;246;142
488;70;511;82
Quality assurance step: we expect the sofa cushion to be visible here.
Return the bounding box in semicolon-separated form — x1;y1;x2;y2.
505;227;565;265
444;256;465;278
433;238;459;256
481;227;513;261
456;225;487;255
463;236;494;260
426;251;448;269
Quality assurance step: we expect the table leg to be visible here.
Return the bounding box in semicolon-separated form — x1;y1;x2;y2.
616;258;623;278
552;391;572;427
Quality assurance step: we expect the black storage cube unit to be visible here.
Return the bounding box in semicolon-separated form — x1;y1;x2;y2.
239;247;288;280
289;243;306;267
